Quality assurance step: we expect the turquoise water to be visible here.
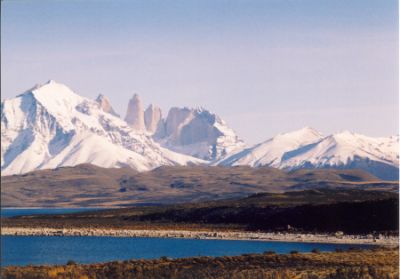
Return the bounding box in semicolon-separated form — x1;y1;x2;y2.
1;208;374;267
1;236;373;267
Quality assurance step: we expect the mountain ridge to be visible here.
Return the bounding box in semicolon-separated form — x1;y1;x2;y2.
218;128;399;180
1;80;398;179
1;81;204;175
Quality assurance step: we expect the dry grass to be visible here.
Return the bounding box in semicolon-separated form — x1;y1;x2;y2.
2;247;398;279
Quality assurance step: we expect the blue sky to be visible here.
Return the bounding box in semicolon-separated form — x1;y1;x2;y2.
1;0;398;143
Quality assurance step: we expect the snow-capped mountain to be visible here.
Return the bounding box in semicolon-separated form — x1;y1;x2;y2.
2;80;398;180
280;131;399;180
122;94;244;161
216;127;323;167
153;107;245;161
218;128;399;180
1;80;204;175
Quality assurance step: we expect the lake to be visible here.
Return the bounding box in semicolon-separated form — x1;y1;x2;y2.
2;236;373;267
1;208;374;267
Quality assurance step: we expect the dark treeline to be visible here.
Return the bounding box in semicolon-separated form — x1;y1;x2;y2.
132;199;398;234
4;189;398;234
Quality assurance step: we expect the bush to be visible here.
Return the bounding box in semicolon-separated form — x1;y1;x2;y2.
67;260;77;265
311;248;320;253
348;247;361;252
290;250;299;255
263;250;276;255
335;248;343;253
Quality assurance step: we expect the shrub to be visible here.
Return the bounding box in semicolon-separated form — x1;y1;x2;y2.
311;248;320;253
263;250;276;255
290;250;299;255
67;260;77;265
47;267;65;277
348;247;361;252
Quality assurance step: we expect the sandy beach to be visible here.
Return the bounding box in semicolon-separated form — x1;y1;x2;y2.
2;226;398;246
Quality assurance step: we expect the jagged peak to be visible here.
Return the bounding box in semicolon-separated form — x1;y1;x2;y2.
96;93;106;101
146;103;161;110
30;80;80;100
14;80;67;99
131;93;141;100
125;93;145;130
169;106;191;111
95;94;120;118
193;106;207;113
96;94;112;106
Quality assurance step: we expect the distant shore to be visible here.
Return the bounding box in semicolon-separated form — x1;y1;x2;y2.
1;207;117;209
2;227;398;246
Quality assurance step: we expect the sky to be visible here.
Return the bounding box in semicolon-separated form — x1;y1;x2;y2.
1;0;398;144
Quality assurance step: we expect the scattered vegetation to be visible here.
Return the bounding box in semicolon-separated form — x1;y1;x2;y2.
3;189;398;234
263;250;276;255
2;247;398;279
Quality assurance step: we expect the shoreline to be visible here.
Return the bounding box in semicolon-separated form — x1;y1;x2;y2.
1;207;118;209
2;227;398;246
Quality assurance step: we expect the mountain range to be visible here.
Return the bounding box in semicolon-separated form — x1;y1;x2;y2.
1;81;398;180
217;127;399;180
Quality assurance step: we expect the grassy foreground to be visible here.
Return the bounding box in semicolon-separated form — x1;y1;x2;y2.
2;247;398;279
